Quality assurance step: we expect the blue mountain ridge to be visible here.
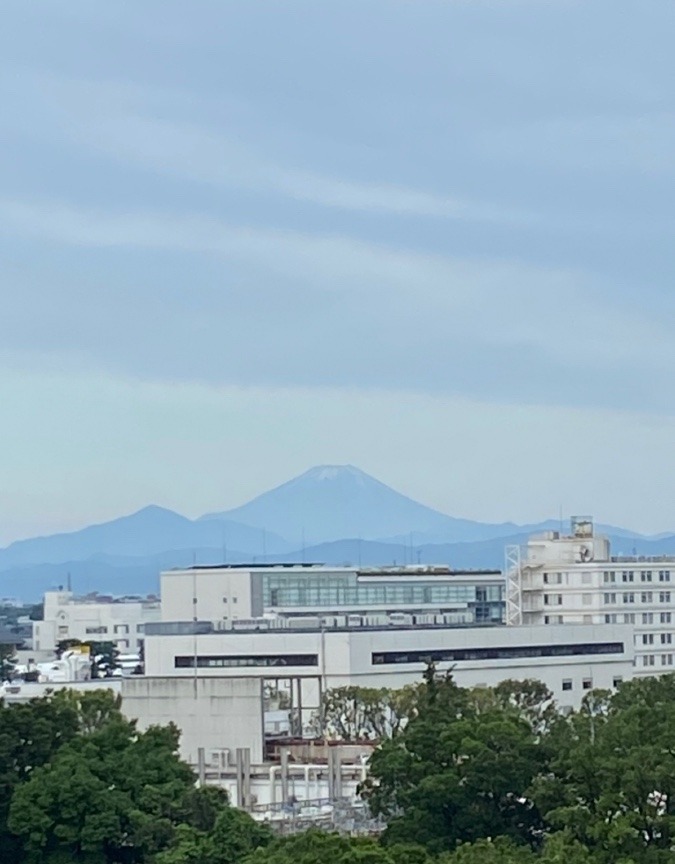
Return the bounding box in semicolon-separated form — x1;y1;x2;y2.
0;465;670;600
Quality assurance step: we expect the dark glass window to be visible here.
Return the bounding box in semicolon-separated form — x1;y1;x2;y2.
372;642;624;665
175;653;318;669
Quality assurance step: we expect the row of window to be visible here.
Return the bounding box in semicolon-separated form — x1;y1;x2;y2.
641;655;674;667
604;570;672;584
84;624;145;635
175;654;319;669
606;612;674;624
641;633;674;645
371;642;624;665
603;592;671;605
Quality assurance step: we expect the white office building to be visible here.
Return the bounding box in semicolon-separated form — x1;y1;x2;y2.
33;590;161;654
507;516;675;675
160;563;505;625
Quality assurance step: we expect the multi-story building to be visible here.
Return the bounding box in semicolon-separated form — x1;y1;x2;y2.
33;590;161;654
507;516;675;675
160;563;505;625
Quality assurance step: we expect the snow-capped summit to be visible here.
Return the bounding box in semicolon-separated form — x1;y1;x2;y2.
202;464;468;546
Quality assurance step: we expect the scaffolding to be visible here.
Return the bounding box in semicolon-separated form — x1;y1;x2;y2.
505;544;523;626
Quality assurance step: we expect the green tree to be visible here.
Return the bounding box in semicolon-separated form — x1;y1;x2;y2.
363;669;545;853
0;643;17;682
7;716;197;863
315;685;420;741
156;805;271;864
242;830;396;864
534;674;675;864
0;692;81;859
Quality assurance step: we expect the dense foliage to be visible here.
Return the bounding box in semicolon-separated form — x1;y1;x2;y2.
5;671;675;862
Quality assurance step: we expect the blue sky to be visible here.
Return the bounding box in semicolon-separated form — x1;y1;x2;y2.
2;0;675;541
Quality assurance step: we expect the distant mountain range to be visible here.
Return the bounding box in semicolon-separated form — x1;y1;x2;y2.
1;465;672;600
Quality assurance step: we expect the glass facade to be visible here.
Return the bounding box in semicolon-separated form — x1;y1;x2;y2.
261;572;503;623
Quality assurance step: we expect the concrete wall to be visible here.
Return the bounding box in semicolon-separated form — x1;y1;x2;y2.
121;676;264;764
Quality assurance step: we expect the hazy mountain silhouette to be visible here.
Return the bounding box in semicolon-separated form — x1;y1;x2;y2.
203;464;519;545
0;464;668;599
0;505;288;570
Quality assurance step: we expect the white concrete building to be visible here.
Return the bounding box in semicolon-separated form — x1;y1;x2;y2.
160;563;504;625
143;619;634;711
33;590;161;654
507;517;675;675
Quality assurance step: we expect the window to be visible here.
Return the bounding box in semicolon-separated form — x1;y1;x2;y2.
643;613;654;625
663;654;674;666
544;594;563;606
371;642;625;665
661;633;672;645
622;571;635;583
544;572;563;585
604;614;618;623
660;571;672;582
604;593;617;604
114;624;128;635
136;624;145;633
641;571;653;582
661;612;672;624
175;654;318;669
642;655;656;667
544;615;563;624
613;676;623;688
85;626;107;634
582;678;593;690
660;592;671;603
642;633;655;645
603;571;616;584
641;592;653;604
562;679;573;691
624;613;636;624
623;593;635;604
117;639;129;649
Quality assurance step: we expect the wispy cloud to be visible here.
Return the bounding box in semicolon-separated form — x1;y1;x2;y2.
5;73;530;224
0;196;669;412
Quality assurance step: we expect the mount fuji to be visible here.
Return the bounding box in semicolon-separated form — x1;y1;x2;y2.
202;464;540;546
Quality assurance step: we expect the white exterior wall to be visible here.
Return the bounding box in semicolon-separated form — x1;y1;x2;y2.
161;569;254;621
516;531;675;677
34;591;161;653
143;623;634;710
121;676;264;764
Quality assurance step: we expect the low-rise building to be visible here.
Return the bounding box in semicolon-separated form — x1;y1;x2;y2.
33;590;161;654
143;618;634;712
